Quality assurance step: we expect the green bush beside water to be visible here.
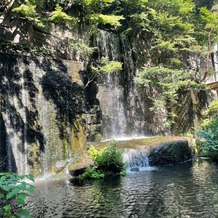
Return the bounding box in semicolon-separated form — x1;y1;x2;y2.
197;99;218;160
80;141;124;180
197;116;218;160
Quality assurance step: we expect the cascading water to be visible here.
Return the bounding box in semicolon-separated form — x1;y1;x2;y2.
96;30;127;139
96;30;146;139
123;148;150;171
0;53;85;175
1;59;29;174
212;43;218;82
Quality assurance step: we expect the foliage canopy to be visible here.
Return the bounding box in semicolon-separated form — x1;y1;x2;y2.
3;0;218;117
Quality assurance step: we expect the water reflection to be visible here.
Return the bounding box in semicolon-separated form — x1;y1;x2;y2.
27;159;218;218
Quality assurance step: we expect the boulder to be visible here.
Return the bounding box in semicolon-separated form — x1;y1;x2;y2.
130;167;140;172
148;140;192;166
55;160;69;173
68;152;93;177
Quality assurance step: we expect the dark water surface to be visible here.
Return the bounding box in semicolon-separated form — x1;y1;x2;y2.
27;159;218;218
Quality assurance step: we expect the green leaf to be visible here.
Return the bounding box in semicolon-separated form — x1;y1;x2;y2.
26;174;35;182
15;197;25;205
16;209;31;218
98;14;124;27
18;192;30;201
27;185;35;193
3;205;11;212
6;188;20;199
2;185;13;192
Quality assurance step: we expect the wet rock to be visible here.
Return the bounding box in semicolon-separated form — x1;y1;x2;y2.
148;140;193;166
68;152;94;177
55;160;69;172
130;167;139;172
69;167;87;177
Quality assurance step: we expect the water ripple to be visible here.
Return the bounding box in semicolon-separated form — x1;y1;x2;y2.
27;159;218;218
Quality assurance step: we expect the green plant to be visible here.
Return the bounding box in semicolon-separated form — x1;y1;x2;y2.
204;99;218;116
135;66;201;120
120;166;127;176
84;56;122;88
49;4;77;25
12;0;44;27
197;116;218;159
0;173;35;218
88;140;123;170
92;57;122;74
97;14;124;27
79;166;105;180
69;39;95;60
80;141;124;180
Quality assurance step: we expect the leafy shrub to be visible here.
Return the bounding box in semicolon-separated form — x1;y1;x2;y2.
79;167;105;180
97;14;124;27
88;140;123;170
80;141;124;180
197;116;218;160
49;4;77;25
91;56;122;74
12;0;37;18
12;1;44;27
0;173;35;218
204;99;218;116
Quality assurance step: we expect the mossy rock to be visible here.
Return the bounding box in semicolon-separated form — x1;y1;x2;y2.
148;140;193;166
68;152;93;177
96;136;191;150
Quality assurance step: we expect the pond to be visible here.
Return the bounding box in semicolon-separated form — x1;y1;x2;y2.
27;159;218;218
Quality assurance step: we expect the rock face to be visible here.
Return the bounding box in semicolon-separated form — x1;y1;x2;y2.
148;140;193;166
0;52;87;175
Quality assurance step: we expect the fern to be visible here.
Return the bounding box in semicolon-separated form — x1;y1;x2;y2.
12;1;44;27
12;3;37;18
49;4;77;25
98;14;124;27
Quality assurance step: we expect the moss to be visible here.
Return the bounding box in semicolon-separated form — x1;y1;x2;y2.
28;143;42;176
95;136;191;151
71;115;87;154
60;117;70;159
67;61;84;85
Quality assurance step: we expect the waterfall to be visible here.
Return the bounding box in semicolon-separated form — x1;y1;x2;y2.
213;43;218;82
1;59;29;174
123;148;149;170
96;30;127;139
96;30;145;139
0;53;85;176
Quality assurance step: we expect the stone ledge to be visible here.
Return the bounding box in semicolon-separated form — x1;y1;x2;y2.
148;140;193;166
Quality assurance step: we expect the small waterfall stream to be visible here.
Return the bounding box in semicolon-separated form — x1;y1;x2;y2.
123;148;151;171
96;30;145;139
96;30;127;138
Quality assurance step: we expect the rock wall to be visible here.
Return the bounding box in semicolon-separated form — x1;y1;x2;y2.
172;89;208;135
148;140;193;166
0;52;87;175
